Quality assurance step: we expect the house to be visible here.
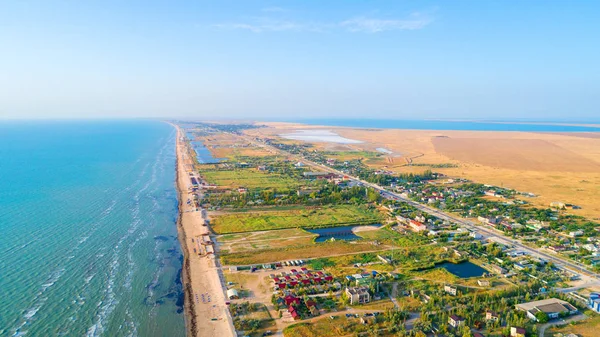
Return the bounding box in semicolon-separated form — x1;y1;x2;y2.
549;245;567;252
516;298;578;321
297;188;319;196
478;280;490;287
526;220;548;232
306;300;319;316
588;293;600;313
448;315;465;328
569;230;584;238
303;171;336;180
345;287;371;305
408;220;427;232
284;295;301;306
395;215;409;224
550;201;566;209
360;316;376;325
444;285;458;296
485;311;499;321
377;255;392;264
288;305;300;320
226;289;239;300
492;265;507;275
510;327;526;337
470;231;483;239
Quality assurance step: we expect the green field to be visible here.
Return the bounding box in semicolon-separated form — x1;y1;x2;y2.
200;169;301;190
323;150;382;160
211;205;383;234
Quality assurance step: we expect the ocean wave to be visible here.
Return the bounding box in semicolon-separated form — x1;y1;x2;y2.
85;149;162;336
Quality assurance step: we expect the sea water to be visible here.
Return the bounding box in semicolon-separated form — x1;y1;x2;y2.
0;120;185;337
287;119;600;132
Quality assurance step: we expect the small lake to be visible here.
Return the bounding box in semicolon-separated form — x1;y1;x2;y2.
437;261;487;278
280;130;363;144
306;224;381;243
191;141;222;164
186;132;223;163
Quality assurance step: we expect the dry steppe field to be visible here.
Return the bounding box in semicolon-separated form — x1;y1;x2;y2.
250;123;600;220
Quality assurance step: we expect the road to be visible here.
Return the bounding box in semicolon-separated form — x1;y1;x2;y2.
538;313;586;337
247;135;599;283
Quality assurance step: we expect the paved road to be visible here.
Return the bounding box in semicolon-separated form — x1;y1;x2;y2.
538;313;586;337
247;136;599;283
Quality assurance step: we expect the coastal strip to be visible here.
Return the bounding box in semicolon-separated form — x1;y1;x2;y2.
172;124;235;337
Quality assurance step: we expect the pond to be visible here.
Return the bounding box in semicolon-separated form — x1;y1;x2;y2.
191;141;222;164
437;261;487;278
185;131;222;163
306;224;381;243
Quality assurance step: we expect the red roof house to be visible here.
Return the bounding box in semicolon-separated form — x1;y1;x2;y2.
284;295;301;306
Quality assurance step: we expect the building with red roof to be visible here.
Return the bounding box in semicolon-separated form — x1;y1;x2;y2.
284;295;301;306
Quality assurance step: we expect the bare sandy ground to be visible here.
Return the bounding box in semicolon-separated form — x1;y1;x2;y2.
175;127;235;337
351;225;381;233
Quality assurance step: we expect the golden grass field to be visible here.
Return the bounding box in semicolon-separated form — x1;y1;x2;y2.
220;240;386;265
249;123;600;220
547;315;600;337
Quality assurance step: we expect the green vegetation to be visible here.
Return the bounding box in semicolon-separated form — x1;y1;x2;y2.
322;150;382;160
308;258;336;270
230;302;273;335
201;169;302;190
407;163;459;168
211;205;383;234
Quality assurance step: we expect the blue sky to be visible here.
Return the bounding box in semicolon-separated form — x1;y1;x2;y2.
0;0;599;121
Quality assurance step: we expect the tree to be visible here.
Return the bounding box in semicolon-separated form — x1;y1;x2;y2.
535;311;549;323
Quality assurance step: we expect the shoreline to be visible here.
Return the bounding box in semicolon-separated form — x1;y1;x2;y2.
174;145;197;337
171;123;235;337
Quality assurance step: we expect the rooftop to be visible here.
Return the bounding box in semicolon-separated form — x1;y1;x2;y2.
346;286;369;295
516;298;577;314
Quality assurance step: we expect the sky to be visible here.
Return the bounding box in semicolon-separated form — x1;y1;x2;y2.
0;0;599;121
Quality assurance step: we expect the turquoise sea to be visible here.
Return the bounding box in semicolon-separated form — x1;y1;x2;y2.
289;119;600;132
0;121;185;337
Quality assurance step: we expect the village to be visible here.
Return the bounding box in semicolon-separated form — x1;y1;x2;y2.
180;121;600;337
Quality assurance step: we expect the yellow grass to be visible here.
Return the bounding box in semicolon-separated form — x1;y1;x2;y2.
220;241;384;265
547;314;600;337
252;124;600;220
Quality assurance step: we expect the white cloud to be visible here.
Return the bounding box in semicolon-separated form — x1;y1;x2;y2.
213;20;311;33
213;11;433;33
340;15;433;33
261;7;287;13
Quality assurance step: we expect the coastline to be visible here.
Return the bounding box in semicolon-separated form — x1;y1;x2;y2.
171;123;235;337
174;145;197;337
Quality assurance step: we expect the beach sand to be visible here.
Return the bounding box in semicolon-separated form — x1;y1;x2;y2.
174;126;235;337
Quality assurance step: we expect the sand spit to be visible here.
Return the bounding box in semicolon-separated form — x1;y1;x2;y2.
172;124;235;337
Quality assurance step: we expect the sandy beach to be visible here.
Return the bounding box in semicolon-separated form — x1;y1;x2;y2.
174;125;235;337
